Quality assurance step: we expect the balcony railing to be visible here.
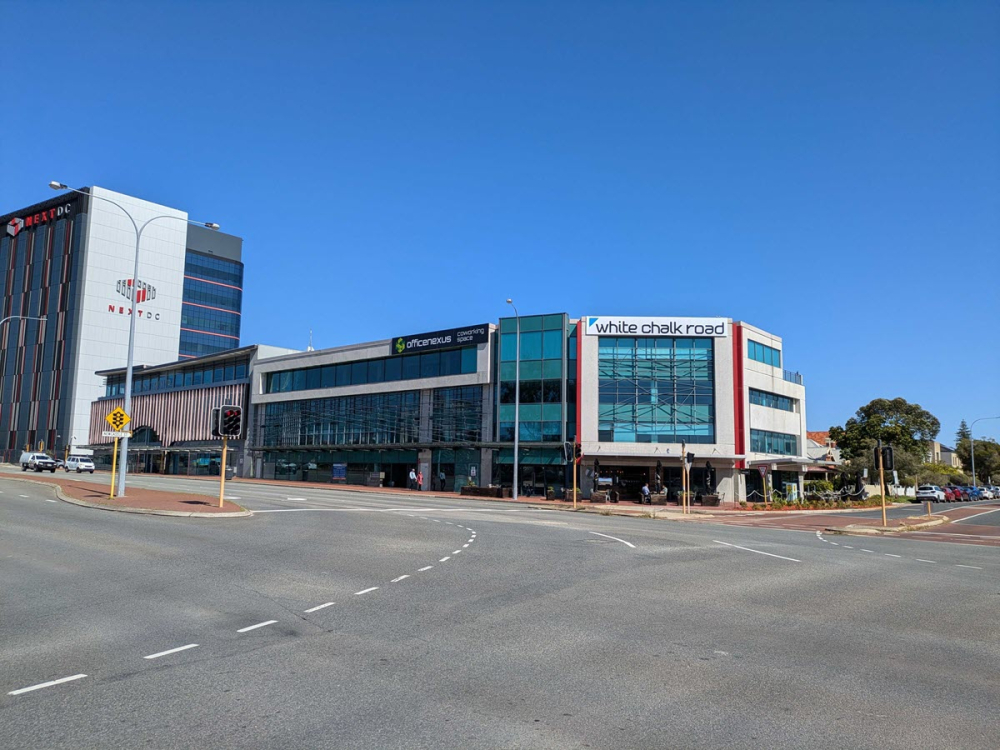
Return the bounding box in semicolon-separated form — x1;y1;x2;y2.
783;370;803;385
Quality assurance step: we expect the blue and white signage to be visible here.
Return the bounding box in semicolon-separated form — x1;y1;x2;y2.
584;316;729;337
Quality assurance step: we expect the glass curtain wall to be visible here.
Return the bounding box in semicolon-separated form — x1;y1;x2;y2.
497;313;567;443
598;337;716;444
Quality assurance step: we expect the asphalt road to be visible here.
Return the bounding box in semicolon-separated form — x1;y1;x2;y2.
2;474;999;749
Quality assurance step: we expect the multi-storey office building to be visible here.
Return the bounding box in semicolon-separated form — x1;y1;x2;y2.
0;186;243;459
88;345;295;475
240;314;809;501
250;324;494;489
576;316;808;501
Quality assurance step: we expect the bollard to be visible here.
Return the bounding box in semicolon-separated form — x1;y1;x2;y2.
925;500;932;518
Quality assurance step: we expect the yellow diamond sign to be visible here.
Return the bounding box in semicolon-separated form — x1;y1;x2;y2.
105;407;131;432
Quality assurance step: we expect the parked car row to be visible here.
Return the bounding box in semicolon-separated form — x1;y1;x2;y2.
915;484;997;502
18;451;95;473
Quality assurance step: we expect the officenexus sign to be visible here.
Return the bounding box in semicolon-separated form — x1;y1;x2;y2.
391;324;489;355
585;316;729;337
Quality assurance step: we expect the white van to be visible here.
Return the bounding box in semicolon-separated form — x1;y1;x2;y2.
66;456;95;474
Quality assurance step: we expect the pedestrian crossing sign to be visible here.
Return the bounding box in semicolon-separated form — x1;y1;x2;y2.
105;407;131;431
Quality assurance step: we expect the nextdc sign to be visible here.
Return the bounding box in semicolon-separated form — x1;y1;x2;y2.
585;316;729;337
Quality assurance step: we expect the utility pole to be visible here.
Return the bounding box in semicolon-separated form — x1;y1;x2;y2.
878;438;888;527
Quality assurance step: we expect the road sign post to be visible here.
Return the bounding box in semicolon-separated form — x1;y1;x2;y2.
878;438;888;527
219;436;228;509
109;438;118;500
104;408;131;501
757;465;768;505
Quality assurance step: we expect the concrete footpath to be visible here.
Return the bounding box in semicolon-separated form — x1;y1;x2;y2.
1;472;249;518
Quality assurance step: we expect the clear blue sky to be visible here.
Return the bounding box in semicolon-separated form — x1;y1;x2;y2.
3;1;998;442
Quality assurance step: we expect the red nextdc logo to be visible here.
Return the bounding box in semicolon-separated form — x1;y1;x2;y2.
5;204;73;238
109;278;161;320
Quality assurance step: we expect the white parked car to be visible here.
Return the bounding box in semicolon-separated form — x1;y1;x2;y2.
915;485;945;502
977;487;995;500
65;456;95;474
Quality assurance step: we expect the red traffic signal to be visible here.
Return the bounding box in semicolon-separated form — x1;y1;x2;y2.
216;405;243;438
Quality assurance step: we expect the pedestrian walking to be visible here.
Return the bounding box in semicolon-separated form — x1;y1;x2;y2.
408;468;417;490
417;470;424;491
438;469;446;491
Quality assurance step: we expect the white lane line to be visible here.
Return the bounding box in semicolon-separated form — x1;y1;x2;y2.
439;556;451;562
445;522;453;525
144;643;199;660
588;531;637;549
861;549;875;553
418;566;433;571
391;575;410;583
953;507;1000;524
885;554;901;558
916;559;937;564
713;540;801;563
19;494;29;498
453;550;462;555
8;674;87;696
287;497;308;501
843;546;854;549
237;620;277;633
225;496;241;500
463;544;469;548
830;542;839;546
355;587;379;596
45;499;56;503
956;564;983;569
304;602;334;613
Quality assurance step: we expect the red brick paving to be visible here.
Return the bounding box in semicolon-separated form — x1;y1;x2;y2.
9;474;244;514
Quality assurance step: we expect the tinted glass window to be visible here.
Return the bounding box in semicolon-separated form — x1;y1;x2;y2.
384;357;402;381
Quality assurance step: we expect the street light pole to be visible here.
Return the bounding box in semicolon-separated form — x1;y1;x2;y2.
970;416;1000;488
49;182;219;496
506;299;520;501
0;315;47;458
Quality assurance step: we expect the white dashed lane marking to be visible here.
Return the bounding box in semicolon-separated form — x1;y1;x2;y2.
391;575;410;583
144;644;199;660
916;559;937;564
957;565;983;569
237;620;277;633
8;674;87;696
355;587;379;596
304;602;334;613
439;556;451;562
885;554;901;558
418;566;433;571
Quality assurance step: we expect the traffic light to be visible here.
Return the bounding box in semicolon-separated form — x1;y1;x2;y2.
210;407;221;438
874;444;894;471
562;442;573;462
217;405;243;438
574;443;582;459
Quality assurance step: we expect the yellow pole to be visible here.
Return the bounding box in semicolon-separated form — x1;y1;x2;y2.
878;441;887;527
219;436;228;509
572;450;578;510
110;438;118;500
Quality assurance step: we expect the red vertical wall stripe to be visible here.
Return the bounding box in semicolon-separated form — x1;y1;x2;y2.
732;323;745;468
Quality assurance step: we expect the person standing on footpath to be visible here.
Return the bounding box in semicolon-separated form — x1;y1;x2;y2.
417;470;424;491
408;467;417;490
438;469;446;491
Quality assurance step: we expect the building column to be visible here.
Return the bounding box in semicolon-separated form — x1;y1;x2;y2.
479;447;492;487
418;448;432;491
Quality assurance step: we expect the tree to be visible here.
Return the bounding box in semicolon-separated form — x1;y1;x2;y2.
829;398;940;460
956;420;971;445
838;440;934;485
955;438;1000;483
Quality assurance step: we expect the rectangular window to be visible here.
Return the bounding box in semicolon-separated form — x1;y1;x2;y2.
368;359;384;383
235;362;247;379
335;364;351;387
420;352;440;379
461;346;477;374
749;388;794;412
321;366;336;388
748;340;781;368
351;361;368;385
384;357;401;382
598;337;715;444
402;354;420;380
305;368;321;390
750;429;799;456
